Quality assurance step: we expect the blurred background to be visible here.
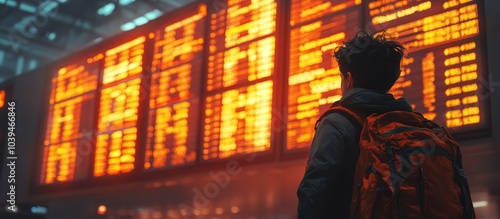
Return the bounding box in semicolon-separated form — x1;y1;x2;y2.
0;0;499;218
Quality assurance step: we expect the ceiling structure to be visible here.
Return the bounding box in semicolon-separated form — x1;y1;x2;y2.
0;0;197;83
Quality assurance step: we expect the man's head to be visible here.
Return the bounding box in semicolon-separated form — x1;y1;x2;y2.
334;31;405;94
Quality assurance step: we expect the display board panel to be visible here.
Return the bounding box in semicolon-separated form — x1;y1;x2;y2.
40;56;101;184
366;0;488;133
203;81;273;160
203;0;277;160
94;36;145;177
144;4;207;170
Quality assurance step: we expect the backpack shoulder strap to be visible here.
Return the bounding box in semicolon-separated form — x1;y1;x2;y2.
315;105;364;130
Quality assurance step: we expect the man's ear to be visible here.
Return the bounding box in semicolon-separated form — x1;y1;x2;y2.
346;72;354;89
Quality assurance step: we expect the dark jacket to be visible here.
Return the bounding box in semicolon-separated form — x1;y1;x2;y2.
297;88;413;219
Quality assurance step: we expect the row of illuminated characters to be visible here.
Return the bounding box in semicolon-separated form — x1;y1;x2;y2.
40;0;488;184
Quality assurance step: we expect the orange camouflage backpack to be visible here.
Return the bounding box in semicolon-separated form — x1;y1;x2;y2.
316;105;475;219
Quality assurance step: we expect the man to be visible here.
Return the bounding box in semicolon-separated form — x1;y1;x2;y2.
297;31;410;218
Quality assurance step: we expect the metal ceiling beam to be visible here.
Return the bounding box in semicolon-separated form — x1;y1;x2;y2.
0;36;62;59
1;1;102;37
0;25;66;51
0;7;15;21
141;0;168;12
157;0;185;7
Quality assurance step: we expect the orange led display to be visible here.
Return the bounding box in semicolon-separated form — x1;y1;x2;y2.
208;37;275;91
49;63;99;103
203;81;273;160
41;141;77;184
209;0;276;52
95;78;141;176
290;0;361;27
94;37;145;177
102;37;145;85
0;90;4;108
367;0;487;133
207;0;276;91
145;5;207;170
97;78;141;132
41;60;100;184
45;94;96;144
145;101;197;169
287;10;361;150
203;0;277;160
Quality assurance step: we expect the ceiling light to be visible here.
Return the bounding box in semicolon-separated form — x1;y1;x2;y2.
120;22;136;31
47;32;56;41
19;3;36;13
119;0;135;6
97;3;115;16
133;16;148;26
144;9;162;20
6;0;16;7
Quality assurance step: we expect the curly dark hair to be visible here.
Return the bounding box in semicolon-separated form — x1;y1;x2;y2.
334;31;406;92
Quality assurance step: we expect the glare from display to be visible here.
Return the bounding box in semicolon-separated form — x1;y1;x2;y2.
367;0;486;132
94;37;145;177
287;10;361;150
41;60;101;184
145;5;206;170
204;81;273;160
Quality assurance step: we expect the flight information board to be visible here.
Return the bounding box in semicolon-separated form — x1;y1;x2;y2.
367;0;487;133
94;36;145;177
287;7;362;150
203;0;277;160
40;55;101;184
144;5;207;170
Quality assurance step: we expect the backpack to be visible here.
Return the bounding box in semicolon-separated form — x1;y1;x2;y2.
316;105;475;219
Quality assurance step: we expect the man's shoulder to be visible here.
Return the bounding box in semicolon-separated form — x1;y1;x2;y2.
318;110;361;132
